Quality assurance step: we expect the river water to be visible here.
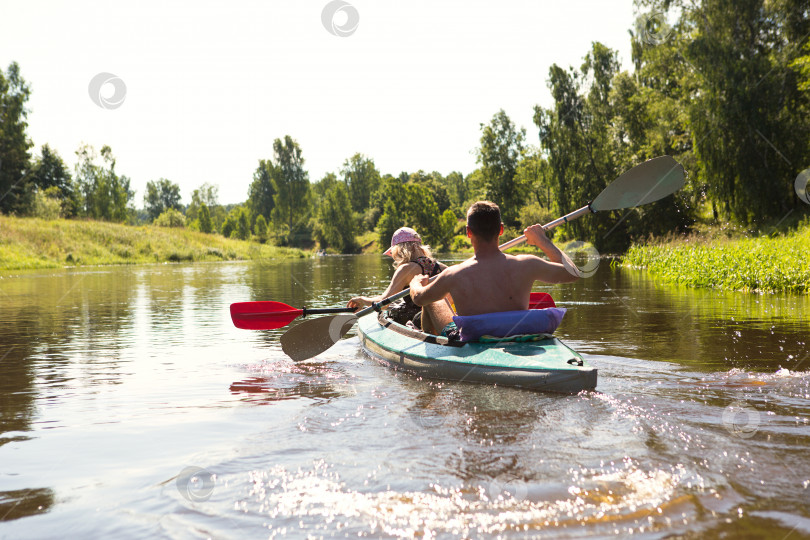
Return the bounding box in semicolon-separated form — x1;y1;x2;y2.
1;254;808;539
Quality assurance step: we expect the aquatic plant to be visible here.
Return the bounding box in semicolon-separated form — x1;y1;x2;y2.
623;225;810;293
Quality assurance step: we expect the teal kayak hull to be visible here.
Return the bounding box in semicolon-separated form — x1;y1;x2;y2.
357;313;597;393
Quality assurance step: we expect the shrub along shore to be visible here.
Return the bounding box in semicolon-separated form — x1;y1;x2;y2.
0;216;306;271
622;222;810;294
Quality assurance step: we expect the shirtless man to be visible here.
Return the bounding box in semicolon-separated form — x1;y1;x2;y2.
409;200;580;335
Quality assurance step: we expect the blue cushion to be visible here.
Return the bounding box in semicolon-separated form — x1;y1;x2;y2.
452;308;566;341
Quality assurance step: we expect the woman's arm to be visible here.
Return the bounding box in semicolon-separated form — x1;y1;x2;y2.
346;295;375;309
347;262;421;309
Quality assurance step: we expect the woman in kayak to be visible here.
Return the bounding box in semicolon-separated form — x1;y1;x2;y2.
347;227;448;327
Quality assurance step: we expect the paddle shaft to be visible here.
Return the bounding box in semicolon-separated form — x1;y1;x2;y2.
301;306;357;316
498;204;593;251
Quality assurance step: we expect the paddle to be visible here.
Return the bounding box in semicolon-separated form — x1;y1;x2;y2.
230;301;357;330
232;293;554;332
498;155;685;250
529;292;555;310
280;155;684;362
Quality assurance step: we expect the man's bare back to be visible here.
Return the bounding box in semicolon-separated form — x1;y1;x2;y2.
426;250;571;316
409;204;580;334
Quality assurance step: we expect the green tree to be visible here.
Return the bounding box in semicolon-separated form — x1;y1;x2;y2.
372;176;448;249
373;176;409;248
29;144;75;216
436;209;458;250
221;212;237;238
442;171;469;214
518;202;556;229
211;205;228;235
377;198;406;248
247;159;276;224
462;169;487;207
198;203;213;233
144;178;182;221
187;183;219;222
74;144;134;222
269;136;310;234
534;44;631;249
682;0;809;223
615;15;699;234
221;206;246;238
313;172;338;200
310;172;339;215
409;170;451;213
154;208;186;227
30;144;72;194
0;62;34;214
427;175;451;214
633;0;809;223
254;214;268;242
236;208;250;240
312;172;339;237
32;186;63;220
341;153;380;214
792;40;810;92
515;151;553;209
403;183;443;244
370;175;407;213
317;182;356;252
477;110;526;225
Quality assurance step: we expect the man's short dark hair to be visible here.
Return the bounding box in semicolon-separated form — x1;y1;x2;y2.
466;201;502;241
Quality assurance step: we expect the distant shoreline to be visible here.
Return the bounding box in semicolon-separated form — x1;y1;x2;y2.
0;216;307;271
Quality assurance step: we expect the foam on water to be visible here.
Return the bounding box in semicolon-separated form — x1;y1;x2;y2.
204;460;702;538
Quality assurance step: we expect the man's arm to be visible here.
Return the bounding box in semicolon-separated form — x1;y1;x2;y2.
409;270;453;306
524;224;580;283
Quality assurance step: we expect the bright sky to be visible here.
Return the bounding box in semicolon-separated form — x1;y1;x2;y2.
1;0;638;205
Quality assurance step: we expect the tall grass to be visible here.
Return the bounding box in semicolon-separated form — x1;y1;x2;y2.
623;223;810;293
0;216;306;271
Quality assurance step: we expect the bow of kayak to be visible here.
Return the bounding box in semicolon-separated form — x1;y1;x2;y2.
357;313;597;393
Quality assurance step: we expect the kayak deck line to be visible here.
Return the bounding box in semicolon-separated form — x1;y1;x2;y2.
357;312;597;393
376;312;462;347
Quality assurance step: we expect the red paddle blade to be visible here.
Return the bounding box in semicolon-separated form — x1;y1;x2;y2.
230;301;303;330
529;292;556;309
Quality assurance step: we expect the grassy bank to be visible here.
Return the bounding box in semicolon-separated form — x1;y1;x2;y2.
0;216;306;271
623;222;810;293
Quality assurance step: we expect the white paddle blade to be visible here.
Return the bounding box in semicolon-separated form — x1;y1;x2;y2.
591;156;685;212
280;314;358;361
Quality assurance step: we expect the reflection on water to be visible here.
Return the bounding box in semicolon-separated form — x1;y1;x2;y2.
0;489;54;522
0;257;808;538
229;363;359;404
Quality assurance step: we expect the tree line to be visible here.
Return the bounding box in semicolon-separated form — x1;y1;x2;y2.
1;0;807;252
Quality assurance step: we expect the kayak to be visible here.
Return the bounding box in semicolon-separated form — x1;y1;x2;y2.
356;312;597;393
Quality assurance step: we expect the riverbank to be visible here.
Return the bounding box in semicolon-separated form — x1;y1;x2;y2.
623;222;810;293
0;216;306;271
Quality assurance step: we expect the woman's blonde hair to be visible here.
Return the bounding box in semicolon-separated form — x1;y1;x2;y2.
391;241;433;267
